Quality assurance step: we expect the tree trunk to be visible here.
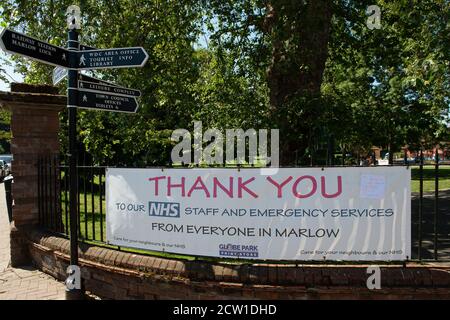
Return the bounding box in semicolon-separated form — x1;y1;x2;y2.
265;0;333;165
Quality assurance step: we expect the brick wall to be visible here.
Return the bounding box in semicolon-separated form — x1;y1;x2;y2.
28;229;450;300
0;83;65;266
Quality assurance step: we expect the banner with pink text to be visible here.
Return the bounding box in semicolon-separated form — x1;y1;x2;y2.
106;167;411;261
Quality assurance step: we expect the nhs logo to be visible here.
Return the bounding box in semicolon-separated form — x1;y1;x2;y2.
149;201;180;218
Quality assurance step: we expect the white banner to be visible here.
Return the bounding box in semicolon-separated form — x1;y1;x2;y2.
106;167;411;261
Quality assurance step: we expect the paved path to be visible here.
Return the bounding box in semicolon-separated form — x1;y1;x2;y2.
0;183;9;273
0;182;66;300
411;190;450;260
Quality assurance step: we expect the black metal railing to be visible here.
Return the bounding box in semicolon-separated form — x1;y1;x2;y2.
37;155;450;262
38;155;64;234
38;155;106;243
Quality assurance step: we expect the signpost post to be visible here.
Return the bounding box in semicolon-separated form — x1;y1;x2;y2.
0;4;147;300
66;25;82;300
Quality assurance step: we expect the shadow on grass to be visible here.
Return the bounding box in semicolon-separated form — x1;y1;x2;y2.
411;166;450;181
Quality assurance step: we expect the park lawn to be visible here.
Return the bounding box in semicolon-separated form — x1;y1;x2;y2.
61;188;106;242
410;166;450;193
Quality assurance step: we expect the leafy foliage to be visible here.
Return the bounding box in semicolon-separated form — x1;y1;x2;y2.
0;0;448;165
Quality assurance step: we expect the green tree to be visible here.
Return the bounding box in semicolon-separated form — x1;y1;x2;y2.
1;0;205;165
1;0;448;166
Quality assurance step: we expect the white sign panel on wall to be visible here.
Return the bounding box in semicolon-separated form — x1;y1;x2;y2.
106;167;411;261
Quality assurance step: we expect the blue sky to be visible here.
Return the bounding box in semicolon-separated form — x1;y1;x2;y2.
0;51;23;91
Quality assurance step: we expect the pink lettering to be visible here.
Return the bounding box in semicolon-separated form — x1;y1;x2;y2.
266;176;293;198
292;176;317;199
167;176;185;196
187;177;210;197
213;177;233;198
148;176;166;196
321;176;342;198
238;177;258;198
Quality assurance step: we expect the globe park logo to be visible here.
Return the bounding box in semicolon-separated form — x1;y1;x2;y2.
219;243;259;258
171;121;279;175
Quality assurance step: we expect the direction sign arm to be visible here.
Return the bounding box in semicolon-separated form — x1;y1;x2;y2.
75;47;149;70
0;28;71;68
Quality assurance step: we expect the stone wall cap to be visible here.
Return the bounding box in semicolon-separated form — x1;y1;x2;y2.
0;90;66;111
10;83;59;95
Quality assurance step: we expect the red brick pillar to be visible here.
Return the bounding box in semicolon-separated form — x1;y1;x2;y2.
0;83;65;266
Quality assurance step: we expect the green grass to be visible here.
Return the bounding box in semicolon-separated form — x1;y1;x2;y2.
410;166;450;193
61;185;105;242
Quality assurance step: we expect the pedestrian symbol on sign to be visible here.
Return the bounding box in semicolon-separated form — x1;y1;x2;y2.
79;54;86;66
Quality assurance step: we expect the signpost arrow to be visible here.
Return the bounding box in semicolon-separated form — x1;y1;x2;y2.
68;88;139;113
76;47;148;70
78;80;141;97
78;74;121;87
0;28;70;68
